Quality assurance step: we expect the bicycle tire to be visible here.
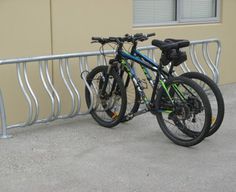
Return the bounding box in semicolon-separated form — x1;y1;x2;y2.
120;71;140;122
85;65;127;128
155;76;212;147
181;72;224;137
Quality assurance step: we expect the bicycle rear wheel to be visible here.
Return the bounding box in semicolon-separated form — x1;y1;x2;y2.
155;76;212;147
85;66;127;128
180;72;224;137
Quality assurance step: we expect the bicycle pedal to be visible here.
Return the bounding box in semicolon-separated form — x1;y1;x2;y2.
211;116;216;124
112;112;119;119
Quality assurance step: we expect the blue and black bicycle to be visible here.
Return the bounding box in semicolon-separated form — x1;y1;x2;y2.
85;34;215;147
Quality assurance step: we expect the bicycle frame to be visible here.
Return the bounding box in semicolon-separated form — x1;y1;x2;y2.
116;48;171;111
99;38;194;115
116;45;191;114
133;49;172;85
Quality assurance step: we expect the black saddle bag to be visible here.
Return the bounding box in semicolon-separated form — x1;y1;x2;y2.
160;49;187;66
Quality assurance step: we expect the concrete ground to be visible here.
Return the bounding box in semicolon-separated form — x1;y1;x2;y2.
0;83;236;192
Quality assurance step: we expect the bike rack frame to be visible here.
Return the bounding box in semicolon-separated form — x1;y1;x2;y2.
0;39;221;139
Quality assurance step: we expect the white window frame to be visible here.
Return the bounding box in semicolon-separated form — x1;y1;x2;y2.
133;0;221;27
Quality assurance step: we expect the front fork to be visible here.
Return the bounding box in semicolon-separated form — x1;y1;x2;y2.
100;65;116;98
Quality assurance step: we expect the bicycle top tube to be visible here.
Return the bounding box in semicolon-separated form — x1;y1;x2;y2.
133;49;159;68
132;47;170;78
119;50;158;72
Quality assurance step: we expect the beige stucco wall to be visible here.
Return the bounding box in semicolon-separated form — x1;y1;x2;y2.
0;0;52;124
0;0;235;124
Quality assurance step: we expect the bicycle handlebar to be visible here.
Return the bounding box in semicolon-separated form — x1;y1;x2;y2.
91;37;119;44
126;33;156;42
91;33;156;45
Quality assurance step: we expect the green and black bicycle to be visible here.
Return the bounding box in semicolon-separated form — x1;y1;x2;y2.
117;34;224;138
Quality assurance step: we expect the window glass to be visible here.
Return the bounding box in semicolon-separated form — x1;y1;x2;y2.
134;0;176;25
133;0;219;26
181;0;216;20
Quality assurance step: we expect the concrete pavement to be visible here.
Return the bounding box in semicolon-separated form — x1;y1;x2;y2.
0;83;236;192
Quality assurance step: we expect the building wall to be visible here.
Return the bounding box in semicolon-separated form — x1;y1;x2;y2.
0;0;235;123
0;0;52;124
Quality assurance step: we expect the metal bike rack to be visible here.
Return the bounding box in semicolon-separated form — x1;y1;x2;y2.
0;38;221;139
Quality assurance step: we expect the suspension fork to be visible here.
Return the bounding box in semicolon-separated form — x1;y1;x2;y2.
100;65;116;97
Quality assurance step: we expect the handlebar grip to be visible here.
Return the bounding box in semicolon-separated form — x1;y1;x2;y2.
134;33;143;38
91;37;102;41
147;33;156;37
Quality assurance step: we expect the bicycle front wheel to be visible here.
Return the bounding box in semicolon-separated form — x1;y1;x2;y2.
155;76;212;147
85;66;127;128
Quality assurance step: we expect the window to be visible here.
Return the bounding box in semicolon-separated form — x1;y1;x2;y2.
133;0;220;26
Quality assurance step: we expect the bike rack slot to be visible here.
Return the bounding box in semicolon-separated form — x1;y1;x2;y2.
39;60;55;122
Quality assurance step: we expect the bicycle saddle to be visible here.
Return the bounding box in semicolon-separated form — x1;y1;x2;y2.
152;38;190;51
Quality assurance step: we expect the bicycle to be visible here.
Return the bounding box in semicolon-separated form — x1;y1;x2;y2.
85;35;212;147
117;34;224;137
